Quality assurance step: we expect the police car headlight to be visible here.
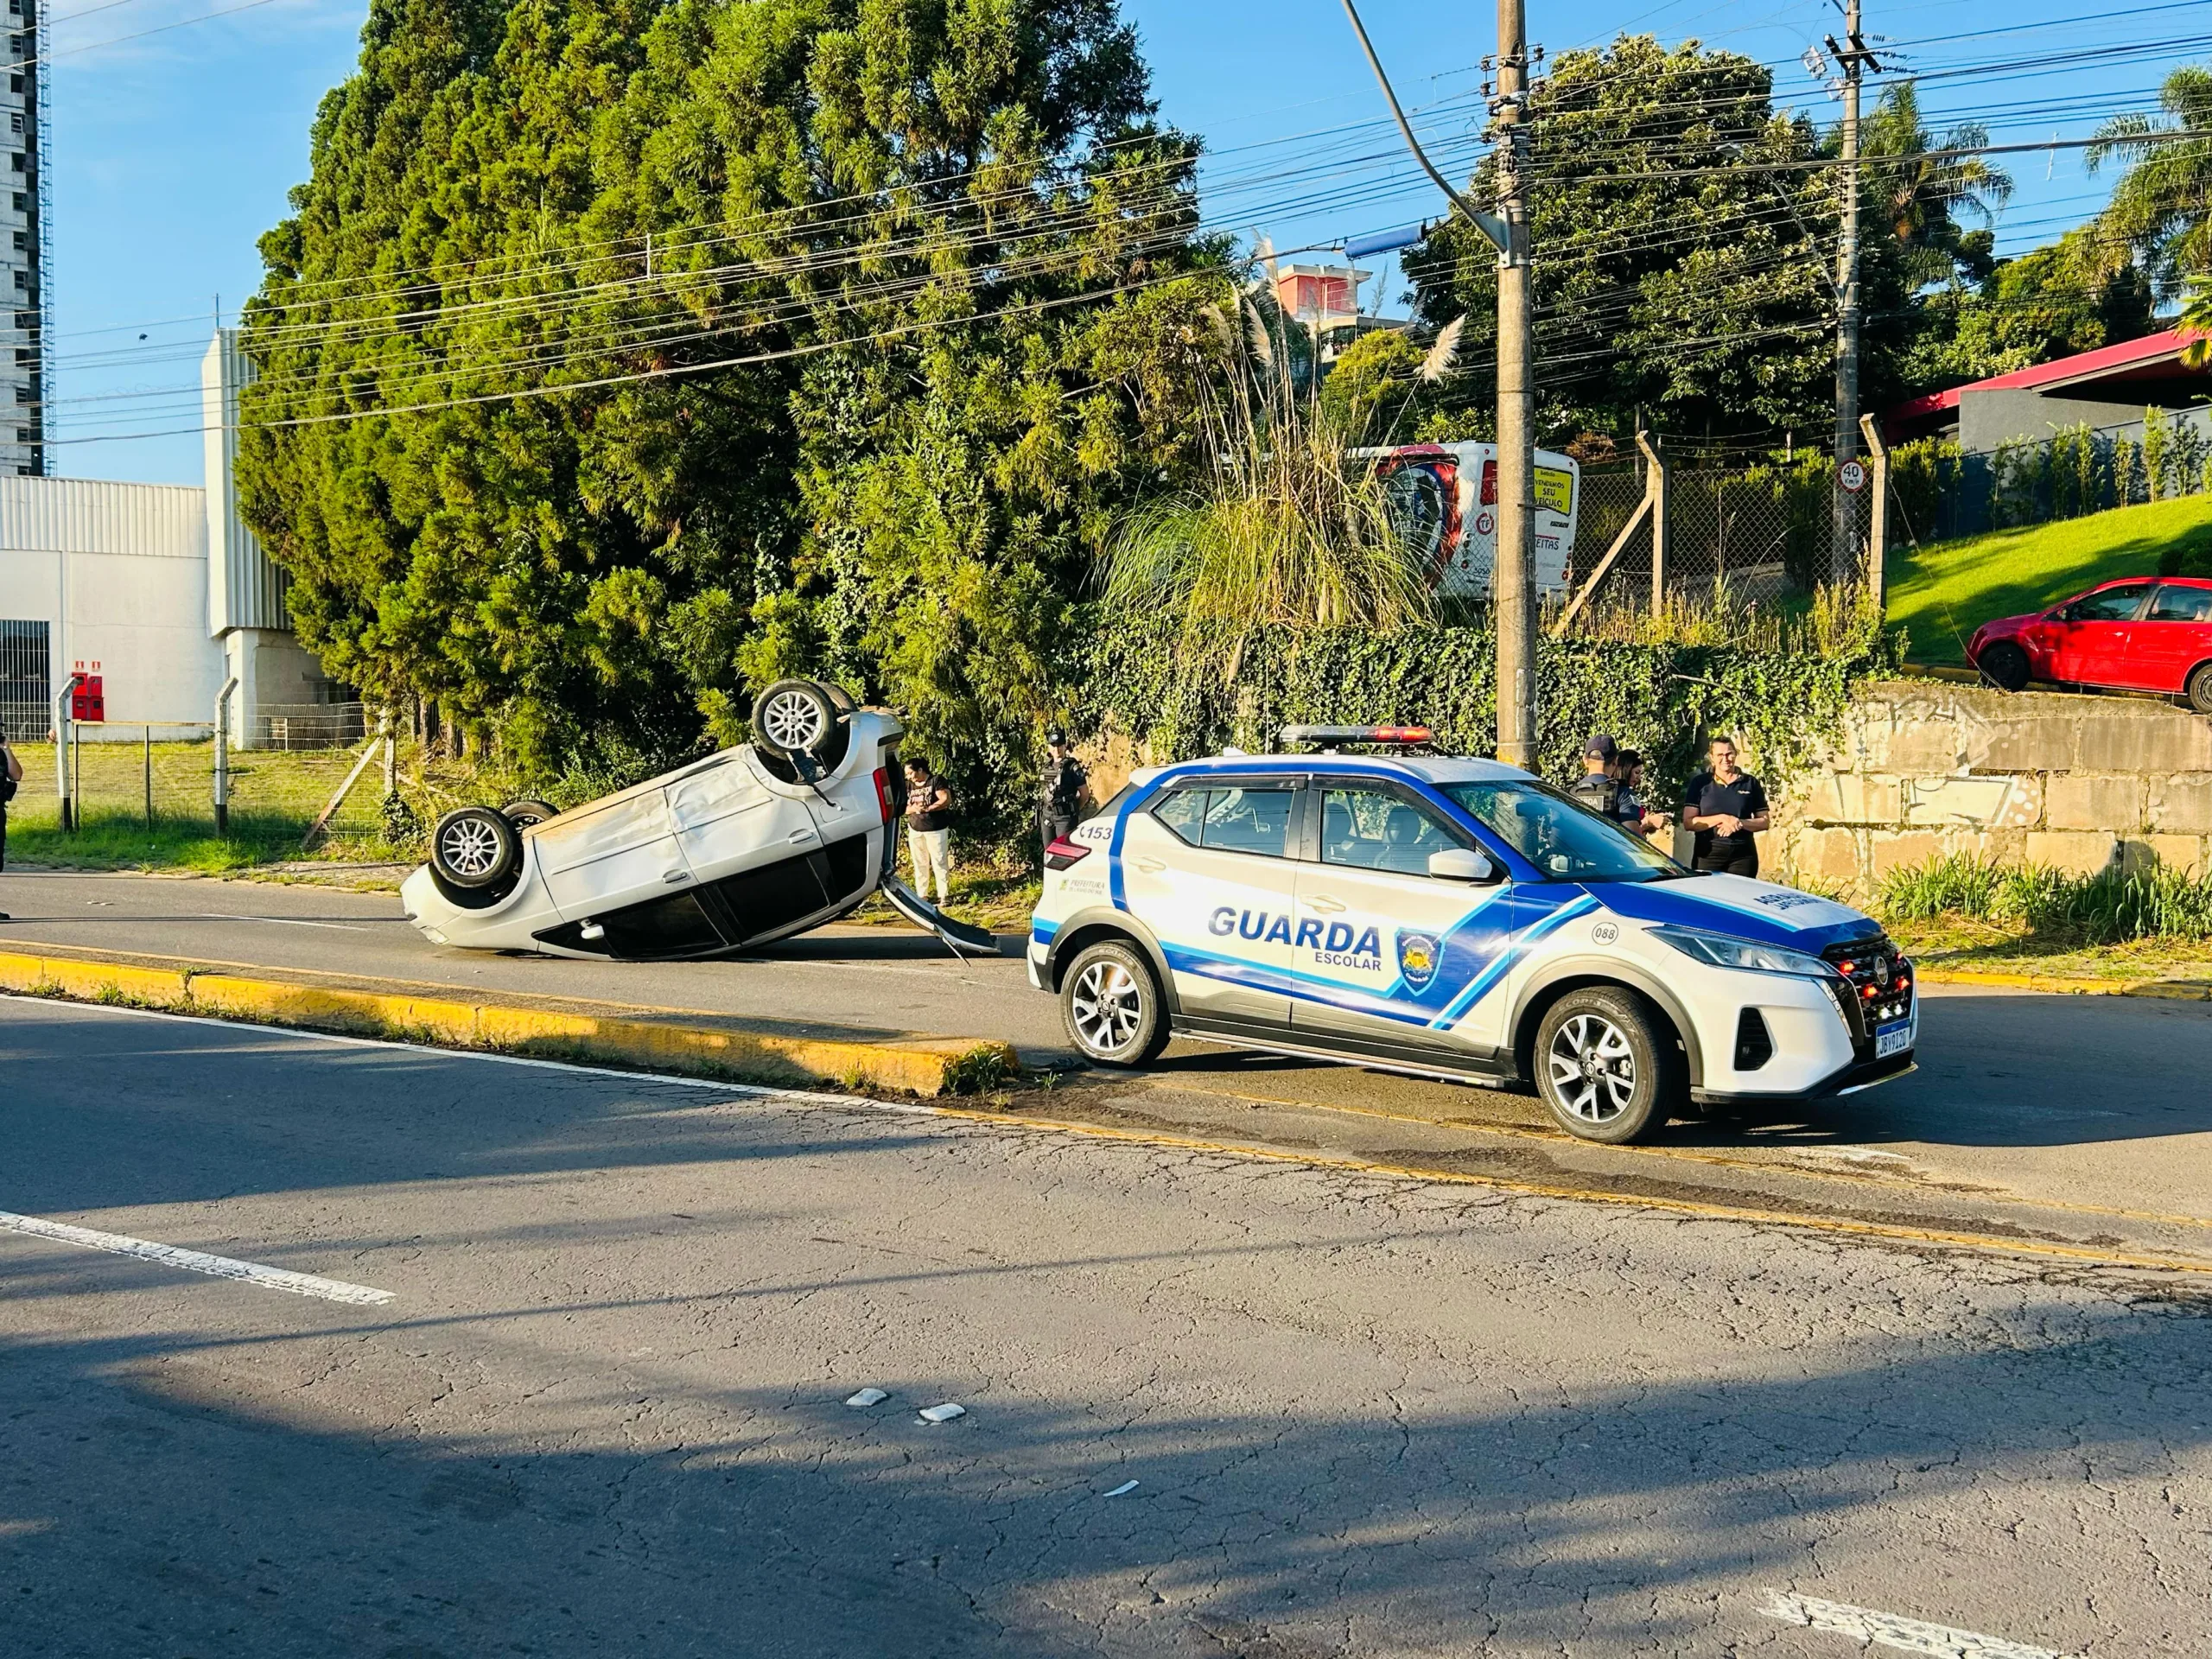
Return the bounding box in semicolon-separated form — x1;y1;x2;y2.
1648;925;1834;979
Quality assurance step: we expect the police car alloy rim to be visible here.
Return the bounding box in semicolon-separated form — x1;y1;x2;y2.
760;688;830;753
1547;1013;1637;1123
439;816;505;878
1071;959;1144;1054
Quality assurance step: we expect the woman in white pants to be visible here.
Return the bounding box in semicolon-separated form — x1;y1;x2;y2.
902;759;956;905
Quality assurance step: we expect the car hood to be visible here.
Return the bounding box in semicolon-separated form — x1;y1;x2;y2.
1590;873;1884;953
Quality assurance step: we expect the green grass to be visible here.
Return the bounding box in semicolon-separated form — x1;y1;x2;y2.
1885;495;2212;665
4;812;321;874
1877;852;2212;944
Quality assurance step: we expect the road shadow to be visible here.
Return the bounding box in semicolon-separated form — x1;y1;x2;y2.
3;1262;2207;1656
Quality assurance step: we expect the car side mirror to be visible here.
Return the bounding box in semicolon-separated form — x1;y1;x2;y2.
1428;847;1497;883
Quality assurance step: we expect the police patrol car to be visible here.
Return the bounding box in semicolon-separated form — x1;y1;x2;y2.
1027;728;1916;1143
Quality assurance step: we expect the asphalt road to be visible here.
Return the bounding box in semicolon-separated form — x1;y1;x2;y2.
4;996;2209;1657
7;870;2212;1255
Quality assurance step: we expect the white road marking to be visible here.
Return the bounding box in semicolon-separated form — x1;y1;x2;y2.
200;913;375;932
1760;1590;2074;1658
0;1211;395;1306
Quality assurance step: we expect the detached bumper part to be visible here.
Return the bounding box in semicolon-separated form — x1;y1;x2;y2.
881;876;997;955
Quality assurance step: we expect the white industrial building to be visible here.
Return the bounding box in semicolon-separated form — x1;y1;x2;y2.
0;330;340;746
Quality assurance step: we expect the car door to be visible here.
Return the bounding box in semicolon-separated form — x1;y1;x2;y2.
2051;582;2152;685
1290;780;1512;1053
533;779;691;922
2132;582;2212;692
1118;776;1302;1029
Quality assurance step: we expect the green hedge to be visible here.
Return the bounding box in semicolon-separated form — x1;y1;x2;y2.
1076;620;1900;807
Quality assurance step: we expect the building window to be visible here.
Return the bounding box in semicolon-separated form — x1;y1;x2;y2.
8;75;18;93
10;192;21;211
10;232;22;251
11;272;22;289
10;116;21;135
15;428;28;442
0;617;48;740
10;155;21;173
15;386;29;403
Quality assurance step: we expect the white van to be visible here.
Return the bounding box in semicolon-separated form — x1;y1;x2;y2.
1359;442;1581;599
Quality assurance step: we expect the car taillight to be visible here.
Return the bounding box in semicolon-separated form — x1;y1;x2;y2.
872;766;894;823
1045;836;1091;871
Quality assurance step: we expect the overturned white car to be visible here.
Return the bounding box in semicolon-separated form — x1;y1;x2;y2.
402;681;989;961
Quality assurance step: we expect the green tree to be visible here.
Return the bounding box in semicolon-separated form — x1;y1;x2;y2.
2088;63;2212;298
1908;230;2155;385
238;0;1212;825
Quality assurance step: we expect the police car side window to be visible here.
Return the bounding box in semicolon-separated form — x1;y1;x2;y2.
1319;786;1453;875
1200;787;1295;857
1153;787;1211;846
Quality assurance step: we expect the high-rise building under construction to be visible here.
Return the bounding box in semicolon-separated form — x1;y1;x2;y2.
3;0;46;475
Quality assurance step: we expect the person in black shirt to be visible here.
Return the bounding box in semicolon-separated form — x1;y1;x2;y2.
902;760;956;904
1681;735;1770;875
0;734;18;918
1567;733;1621;819
1038;728;1087;854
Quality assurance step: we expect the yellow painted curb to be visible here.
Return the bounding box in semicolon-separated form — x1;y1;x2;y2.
0;949;1014;1097
1919;967;2212;1001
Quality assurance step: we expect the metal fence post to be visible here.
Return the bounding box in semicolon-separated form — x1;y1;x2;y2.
143;725;153;830
51;671;79;832
213;676;238;837
1859;412;1889;613
1638;429;1669;612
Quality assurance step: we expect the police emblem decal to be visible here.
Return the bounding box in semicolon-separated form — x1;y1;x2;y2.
1396;930;1442;991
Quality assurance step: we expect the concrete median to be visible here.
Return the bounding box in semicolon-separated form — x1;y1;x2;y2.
0;947;1017;1097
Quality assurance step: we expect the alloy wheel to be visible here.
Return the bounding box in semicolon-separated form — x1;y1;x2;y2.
759;688;830;753
438;817;504;878
1546;1011;1638;1124
1071;959;1143;1055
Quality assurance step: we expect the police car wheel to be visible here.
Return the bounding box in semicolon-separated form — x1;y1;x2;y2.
1534;988;1675;1144
1060;940;1167;1066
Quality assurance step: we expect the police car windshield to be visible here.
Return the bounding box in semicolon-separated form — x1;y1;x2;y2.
1442;781;1681;881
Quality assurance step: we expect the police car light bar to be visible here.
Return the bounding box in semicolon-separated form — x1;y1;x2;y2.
1280;724;1434;750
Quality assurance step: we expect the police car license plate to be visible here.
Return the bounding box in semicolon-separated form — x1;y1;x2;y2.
1874;1019;1911;1058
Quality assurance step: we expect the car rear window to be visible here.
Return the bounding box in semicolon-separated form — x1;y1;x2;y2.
2147;585;2212;622
1150;784;1296;858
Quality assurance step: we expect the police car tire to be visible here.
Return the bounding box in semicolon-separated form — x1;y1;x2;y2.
1532;987;1677;1145
1059;939;1168;1067
1979;641;2030;693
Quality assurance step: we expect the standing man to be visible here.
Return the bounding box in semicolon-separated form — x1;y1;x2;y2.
1567;734;1621;819
0;730;20;920
1681;734;1770;876
902;758;956;906
1039;728;1087;855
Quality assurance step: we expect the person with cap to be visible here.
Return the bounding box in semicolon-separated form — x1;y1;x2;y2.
1038;728;1088;855
1567;733;1621;821
1681;734;1770;876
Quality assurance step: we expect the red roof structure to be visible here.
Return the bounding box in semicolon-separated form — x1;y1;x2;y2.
1886;328;2209;440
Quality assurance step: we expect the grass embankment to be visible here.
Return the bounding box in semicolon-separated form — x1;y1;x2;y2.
1875;854;2212;983
1884;495;2212;666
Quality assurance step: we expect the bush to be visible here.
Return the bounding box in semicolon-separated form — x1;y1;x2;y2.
1877;852;2212;943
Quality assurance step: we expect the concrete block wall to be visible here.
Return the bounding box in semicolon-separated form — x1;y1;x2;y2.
1775;682;2212;893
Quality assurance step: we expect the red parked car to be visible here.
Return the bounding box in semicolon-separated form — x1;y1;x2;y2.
1967;576;2212;713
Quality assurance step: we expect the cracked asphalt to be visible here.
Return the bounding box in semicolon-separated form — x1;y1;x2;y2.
5;997;2210;1657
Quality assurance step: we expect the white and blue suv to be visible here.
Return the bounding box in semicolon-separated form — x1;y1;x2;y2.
1027;728;1916;1143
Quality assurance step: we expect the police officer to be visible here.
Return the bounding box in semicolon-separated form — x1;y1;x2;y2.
0;732;19;919
1567;734;1621;819
1038;728;1088;854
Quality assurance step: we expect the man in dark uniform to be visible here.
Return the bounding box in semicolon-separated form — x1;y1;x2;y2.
1567;734;1621;819
1038;728;1087;855
1681;734;1770;876
0;732;19;920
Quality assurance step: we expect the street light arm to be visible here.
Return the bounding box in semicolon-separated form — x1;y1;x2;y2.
1338;0;1510;254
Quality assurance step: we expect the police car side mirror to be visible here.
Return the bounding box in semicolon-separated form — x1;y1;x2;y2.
1428;848;1496;883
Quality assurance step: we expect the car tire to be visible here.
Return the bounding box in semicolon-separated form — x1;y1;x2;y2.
821;682;858;715
1059;939;1170;1068
429;805;521;891
752;679;842;760
2187;662;2212;716
500;798;560;830
1533;987;1681;1145
1978;640;2031;693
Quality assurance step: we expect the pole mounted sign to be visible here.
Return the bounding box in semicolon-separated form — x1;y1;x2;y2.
1837;458;1868;494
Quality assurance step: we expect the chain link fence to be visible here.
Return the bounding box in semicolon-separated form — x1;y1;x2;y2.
1564;449;1865;626
8;732;391;842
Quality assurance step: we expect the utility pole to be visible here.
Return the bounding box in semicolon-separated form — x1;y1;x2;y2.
1339;0;1540;767
1491;0;1536;769
1826;0;1880;587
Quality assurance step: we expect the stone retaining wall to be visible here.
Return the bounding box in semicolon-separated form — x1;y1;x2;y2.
1775;681;2212;892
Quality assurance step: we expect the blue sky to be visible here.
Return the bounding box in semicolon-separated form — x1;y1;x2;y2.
46;0;2202;485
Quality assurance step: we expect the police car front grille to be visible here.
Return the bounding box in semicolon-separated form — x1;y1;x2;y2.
1821;935;1914;1052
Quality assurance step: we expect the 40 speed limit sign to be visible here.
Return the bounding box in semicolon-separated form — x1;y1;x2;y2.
1838;458;1869;493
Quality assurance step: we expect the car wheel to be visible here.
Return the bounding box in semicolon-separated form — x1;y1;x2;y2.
2188;663;2212;716
429;806;521;890
1978;640;2031;693
752;679;842;759
1060;939;1169;1067
1533;988;1679;1144
821;682;858;715
500;798;560;830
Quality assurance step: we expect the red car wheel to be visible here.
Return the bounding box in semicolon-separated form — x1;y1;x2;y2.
2188;663;2212;716
1979;640;2031;693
